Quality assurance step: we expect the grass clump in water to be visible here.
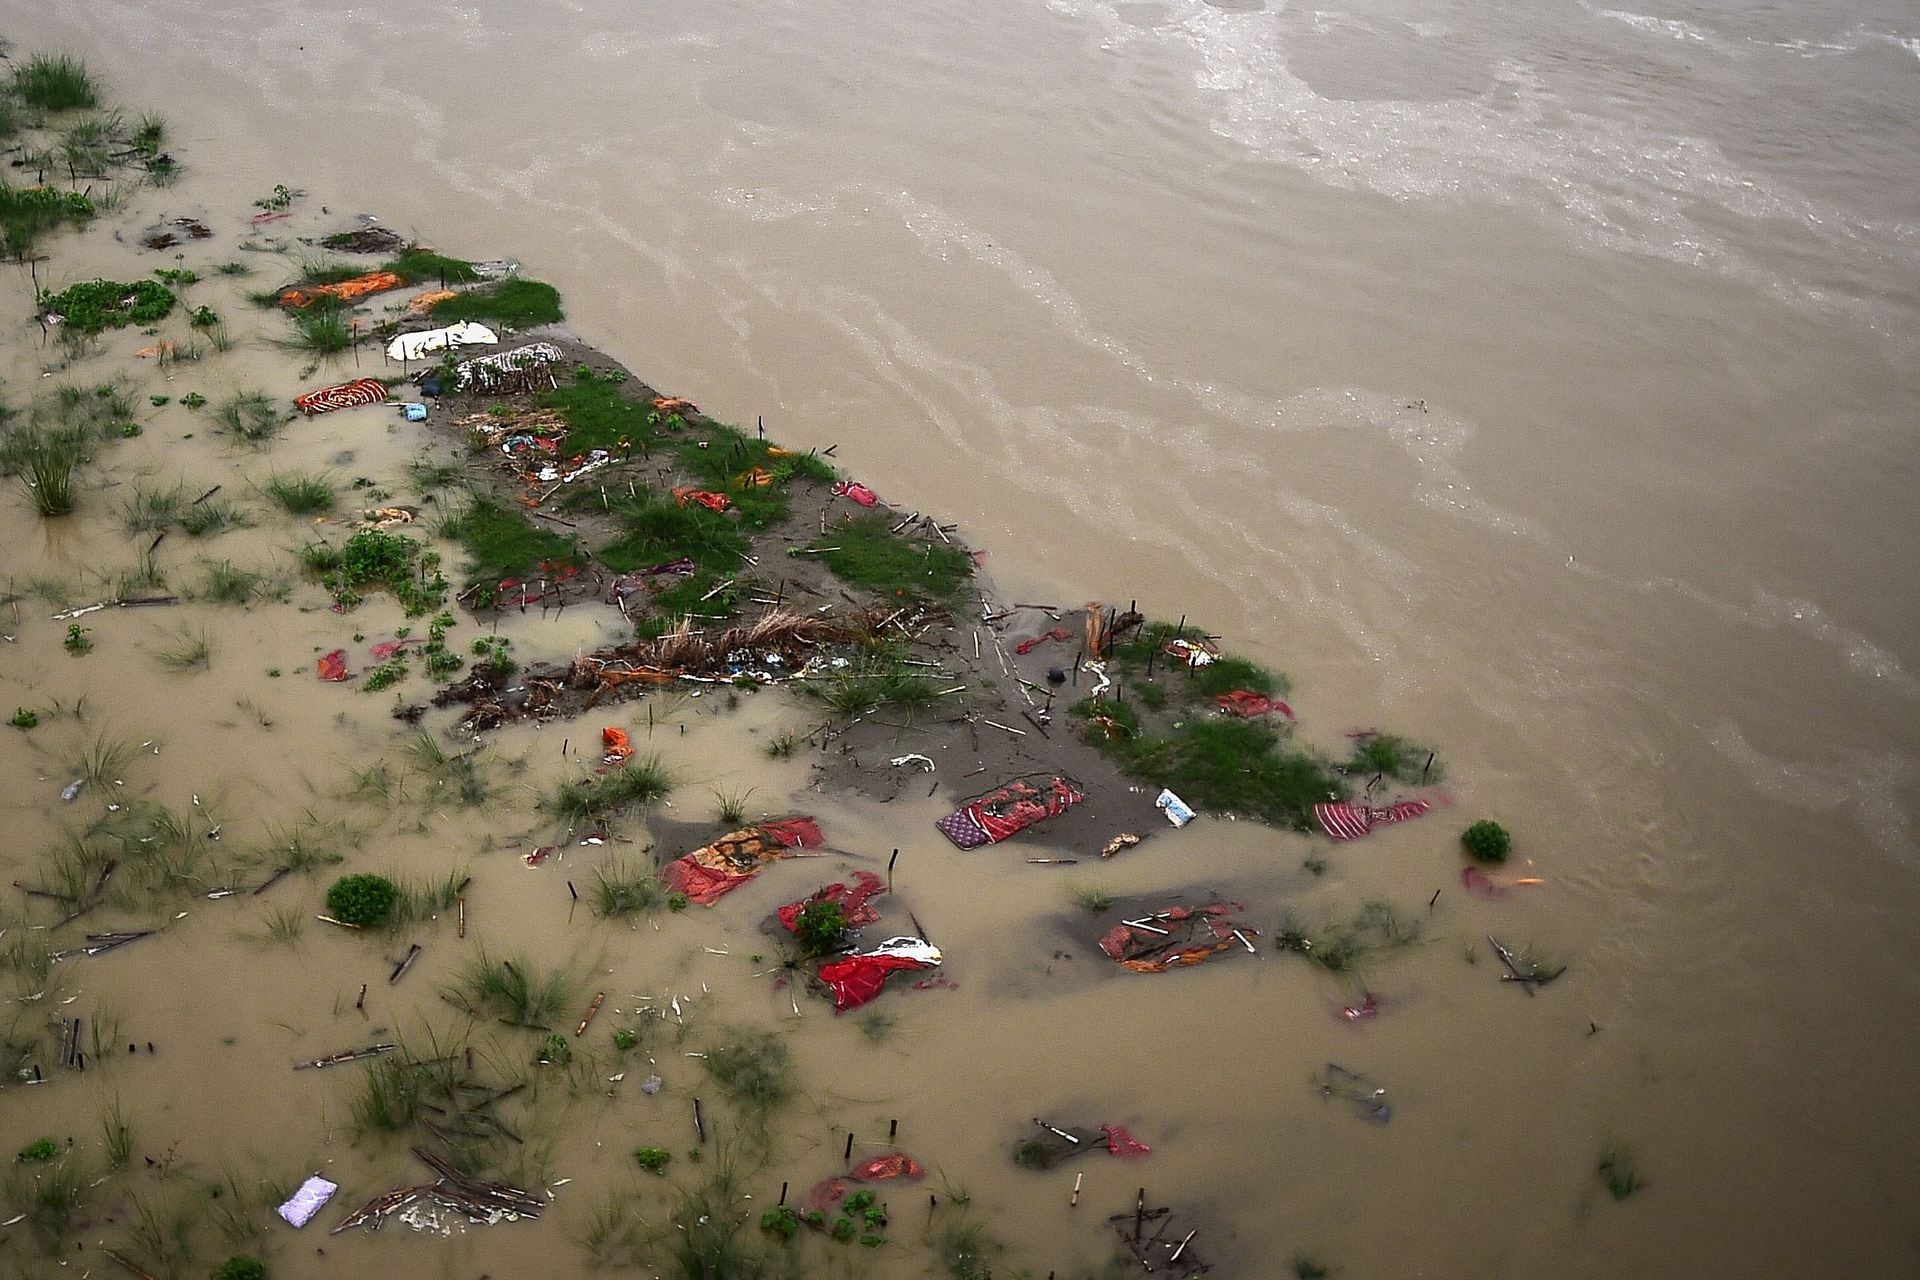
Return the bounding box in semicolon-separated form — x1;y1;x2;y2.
282;298;354;354
429;278;563;328
1274;901;1421;974
214;391;290;445
122;481;185;533
590;859;659;917
704;1031;792;1127
300;527;447;615
179;498;251;537
439;496;579;587
1070;886;1115;915
12;55;100;110
544;756;673;825
0;184;95;259
264;471;334;514
452;953;575;1027
1345;732;1438;784
8;427;86;516
812;513;973;603
197;560;283;605
1597;1143;1645;1201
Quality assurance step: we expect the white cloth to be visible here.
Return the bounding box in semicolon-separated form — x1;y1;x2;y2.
277;1174;338;1228
386;322;497;362
861;937;943;966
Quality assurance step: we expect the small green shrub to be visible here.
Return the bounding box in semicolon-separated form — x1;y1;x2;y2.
212;1259;267;1280
16;1138;59;1162
634;1146;671;1174
11;707;38;730
39;278;175;332
1461;820;1512;865
793;900;848;957
325;873;397;926
12;55;99;110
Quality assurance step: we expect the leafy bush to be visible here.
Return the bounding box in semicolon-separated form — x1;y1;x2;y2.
16;1138;59;1162
634;1146;671;1174
39;279;175;332
1461;820;1512;865
325;873;397;926
212;1259;267;1280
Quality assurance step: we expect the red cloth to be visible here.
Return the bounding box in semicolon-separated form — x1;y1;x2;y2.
662;817;825;905
1014;628;1071;656
601;726;634;763
1313;797;1432;842
1214;690;1294;720
936;775;1085;849
832;481;879;507
368;637;422;661
296;376;388;416
850;1153;924;1182
1100;1125;1151;1158
672;487;730;512
817;953;934;1012
317;650;349;681
778;871;887;933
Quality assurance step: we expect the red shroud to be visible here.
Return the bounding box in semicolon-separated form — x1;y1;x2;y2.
1313;797;1432;843
832;481;879;507
317;650;349;681
935;775;1085;849
671;487;730;512
296;376;389;416
1214;690;1295;720
1100;1125;1151;1158
662;817;825;905
816;952;935;1012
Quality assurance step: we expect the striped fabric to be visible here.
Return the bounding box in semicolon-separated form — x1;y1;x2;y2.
1313;797;1432;843
295;377;388;416
454;342;565;392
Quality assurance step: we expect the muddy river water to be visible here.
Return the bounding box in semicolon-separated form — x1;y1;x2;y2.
2;1;1918;1277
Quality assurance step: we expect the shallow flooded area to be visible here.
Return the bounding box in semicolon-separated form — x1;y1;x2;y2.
2;2;1919;1278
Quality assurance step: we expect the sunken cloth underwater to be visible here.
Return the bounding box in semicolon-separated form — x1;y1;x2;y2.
455;342;565;391
1313;797;1432;842
936;774;1085;849
661;817;824;905
1098;903;1251;973
295;377;388;416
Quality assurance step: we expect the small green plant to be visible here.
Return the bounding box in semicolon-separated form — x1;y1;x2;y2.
793;899;849;957
713;786;754;825
12;427;85;516
11;707;38;730
1071;886;1115;914
611;1027;638;1051
591;860;658;917
12;55;100;110
325;873;397;926
634;1146;671;1175
544;755;673;825
215;391;290;444
285;299;354;354
766;731;801;759
1294;1255;1331;1280
16;1138;59;1163
1461;820;1512;865
451;952;574;1026
212;1258;267;1280
703;1033;791;1126
759;1204;802;1241
64;624;91;653
667;891;690;912
180;499;250;536
182;392;207;410
1598;1144;1644;1200
254;183;293;211
536;1033;572;1066
264;472;334;514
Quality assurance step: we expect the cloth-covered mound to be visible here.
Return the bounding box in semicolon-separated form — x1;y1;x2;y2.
295;377;388;416
936;774;1085;849
777;871;888;933
1098;902;1252;973
661;817;824;905
280;271;403;309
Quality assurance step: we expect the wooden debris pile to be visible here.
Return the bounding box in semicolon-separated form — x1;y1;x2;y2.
332;1147;542;1234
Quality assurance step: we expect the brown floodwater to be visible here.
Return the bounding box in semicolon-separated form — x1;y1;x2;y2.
3;0;1918;1277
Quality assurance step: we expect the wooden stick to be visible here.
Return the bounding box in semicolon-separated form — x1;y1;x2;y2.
576;991;606;1036
694;1098;706;1143
1071;1172;1083;1207
294;1042;396;1070
389;943;422;985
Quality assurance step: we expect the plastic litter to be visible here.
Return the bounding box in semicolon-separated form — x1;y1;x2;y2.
401;402;428;422
1155;788;1195;827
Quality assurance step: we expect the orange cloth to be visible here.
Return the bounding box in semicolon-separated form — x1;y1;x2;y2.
736;466;776;489
672;487;731;513
651;396;697;415
601;726;634;764
407;288;458;314
279;270;404;309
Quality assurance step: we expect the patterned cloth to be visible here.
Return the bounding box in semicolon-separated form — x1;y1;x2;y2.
295;377;388;416
1313;797;1432;842
936;775;1084;848
661;817;824;905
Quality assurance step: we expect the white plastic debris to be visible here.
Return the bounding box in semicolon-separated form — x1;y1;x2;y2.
1155;788;1196;828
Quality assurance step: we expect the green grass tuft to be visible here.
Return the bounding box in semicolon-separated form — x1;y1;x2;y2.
263;472;335;514
429;278;563;328
439;496;579;587
544;756;673;825
813;513;973;603
386;250;480;285
12;55;100;110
